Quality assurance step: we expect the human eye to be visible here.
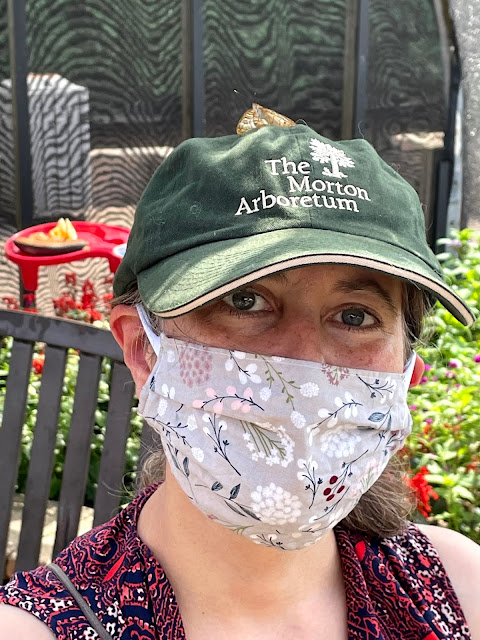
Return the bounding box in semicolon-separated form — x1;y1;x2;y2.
332;307;377;329
222;289;271;314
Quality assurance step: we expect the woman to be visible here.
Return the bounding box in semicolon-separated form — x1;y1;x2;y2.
1;115;479;639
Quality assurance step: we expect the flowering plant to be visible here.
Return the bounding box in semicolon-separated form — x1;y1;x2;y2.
406;228;480;542
0;335;143;507
52;272;113;325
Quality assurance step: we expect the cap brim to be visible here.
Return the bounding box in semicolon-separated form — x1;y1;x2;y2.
138;228;475;326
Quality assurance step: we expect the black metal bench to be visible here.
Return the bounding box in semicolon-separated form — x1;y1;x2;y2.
0;309;153;577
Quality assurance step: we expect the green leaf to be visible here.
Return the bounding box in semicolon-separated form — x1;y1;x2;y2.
452;486;475;502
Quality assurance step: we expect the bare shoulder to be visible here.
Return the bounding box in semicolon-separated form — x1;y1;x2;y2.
0;604;55;639
417;524;480;639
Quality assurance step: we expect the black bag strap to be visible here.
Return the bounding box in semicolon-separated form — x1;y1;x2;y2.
48;563;115;640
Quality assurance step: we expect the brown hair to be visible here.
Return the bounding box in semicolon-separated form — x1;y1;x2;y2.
113;280;432;538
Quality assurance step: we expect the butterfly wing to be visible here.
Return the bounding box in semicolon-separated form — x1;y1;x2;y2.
236;103;295;134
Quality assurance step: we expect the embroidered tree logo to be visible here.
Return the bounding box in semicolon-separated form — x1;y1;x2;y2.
309;139;355;179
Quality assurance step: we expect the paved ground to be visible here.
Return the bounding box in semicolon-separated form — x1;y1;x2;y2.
4;495;93;581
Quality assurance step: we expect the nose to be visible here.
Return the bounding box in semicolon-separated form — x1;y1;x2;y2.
271;317;326;363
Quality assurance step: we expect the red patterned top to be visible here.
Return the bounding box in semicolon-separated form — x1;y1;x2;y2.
0;485;471;640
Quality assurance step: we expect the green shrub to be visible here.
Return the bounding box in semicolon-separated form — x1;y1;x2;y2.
406;228;480;543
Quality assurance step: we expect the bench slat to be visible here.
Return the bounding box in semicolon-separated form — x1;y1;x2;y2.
53;352;102;558
0;339;34;578
0;309;123;360
93;361;135;526
16;344;68;572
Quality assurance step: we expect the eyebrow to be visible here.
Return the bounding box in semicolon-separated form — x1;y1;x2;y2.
335;277;399;315
265;272;288;284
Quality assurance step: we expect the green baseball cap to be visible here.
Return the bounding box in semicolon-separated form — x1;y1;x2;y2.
113;124;474;325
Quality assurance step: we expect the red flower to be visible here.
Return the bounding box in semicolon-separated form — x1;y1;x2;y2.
407;467;439;517
65;272;77;287
81;279;98;310
52;293;76;314
2;296;19;310
51;276;111;325
466;456;479;472
22;293;36;309
89;309;103;322
32;354;45;374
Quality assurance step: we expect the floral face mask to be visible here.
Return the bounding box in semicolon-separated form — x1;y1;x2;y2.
137;306;416;550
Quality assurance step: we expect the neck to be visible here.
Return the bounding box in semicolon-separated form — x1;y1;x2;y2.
138;469;345;616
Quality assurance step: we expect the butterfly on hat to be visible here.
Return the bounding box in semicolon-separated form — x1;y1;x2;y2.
236;103;295;135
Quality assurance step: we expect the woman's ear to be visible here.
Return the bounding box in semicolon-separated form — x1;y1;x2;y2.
409;354;425;388
110;304;153;394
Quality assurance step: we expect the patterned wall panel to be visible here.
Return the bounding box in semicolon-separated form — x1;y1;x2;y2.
202;0;347;139
0;0;181;313
366;0;447;233
0;0;451;313
367;0;446;145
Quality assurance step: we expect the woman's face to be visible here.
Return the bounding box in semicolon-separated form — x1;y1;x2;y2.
163;264;406;374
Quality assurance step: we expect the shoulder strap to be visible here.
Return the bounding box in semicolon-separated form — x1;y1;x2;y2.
48;563;115;640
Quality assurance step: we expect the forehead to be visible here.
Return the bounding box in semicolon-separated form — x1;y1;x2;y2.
253;264;402;305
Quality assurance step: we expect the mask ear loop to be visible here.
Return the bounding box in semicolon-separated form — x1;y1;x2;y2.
136;304;161;357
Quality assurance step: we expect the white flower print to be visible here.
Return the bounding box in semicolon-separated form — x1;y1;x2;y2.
334;395;344;407
186;414;198;431
259;386;272;401
313;392;361;437
318;430;361;458
226;352;262;384
161;384;175;399
335;392;358;418
157;398;168;417
317;407;339;429
239;363;262;385
271;356;284;362
191;447;204;462
300;382;319;397
290;411;306;429
202;413;211;435
296;456;318;481
250;483;302;524
225;352;244;372
242;423;294;467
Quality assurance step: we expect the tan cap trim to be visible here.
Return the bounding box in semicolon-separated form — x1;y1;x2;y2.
153;254;475;325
